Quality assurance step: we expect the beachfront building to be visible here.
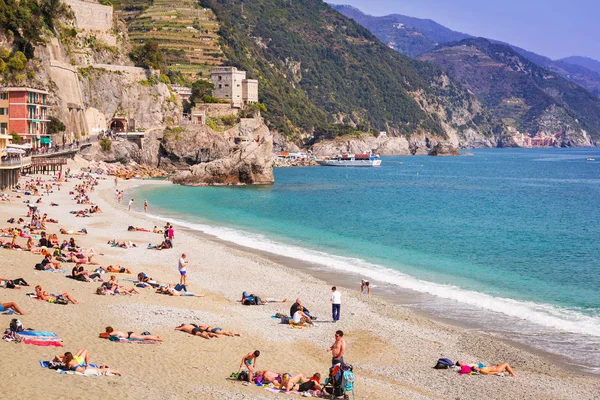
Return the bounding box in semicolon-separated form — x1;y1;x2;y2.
211;67;258;108
0;87;51;148
170;84;192;102
0;132;31;189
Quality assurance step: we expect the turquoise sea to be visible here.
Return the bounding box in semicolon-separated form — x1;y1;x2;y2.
131;148;600;371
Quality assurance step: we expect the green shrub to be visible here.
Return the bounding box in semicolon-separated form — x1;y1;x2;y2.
10;132;23;144
0;59;5;74
221;114;238;126
159;74;171;84
99;137;112;152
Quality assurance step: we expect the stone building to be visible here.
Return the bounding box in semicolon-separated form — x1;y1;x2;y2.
211;67;258;108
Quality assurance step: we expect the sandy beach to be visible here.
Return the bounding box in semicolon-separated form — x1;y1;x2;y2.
1;162;599;400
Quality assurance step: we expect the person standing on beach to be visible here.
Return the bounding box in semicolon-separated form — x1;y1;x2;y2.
178;253;188;285
114;176;118;187
360;279;370;295
128;199;134;212
167;224;175;243
144;199;148;213
331;286;341;322
327;330;345;365
240;350;260;382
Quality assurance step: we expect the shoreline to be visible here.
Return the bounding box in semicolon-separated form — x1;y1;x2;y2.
126;179;597;377
1;167;598;400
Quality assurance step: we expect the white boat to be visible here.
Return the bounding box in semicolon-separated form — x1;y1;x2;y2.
586;157;595;161
316;152;382;167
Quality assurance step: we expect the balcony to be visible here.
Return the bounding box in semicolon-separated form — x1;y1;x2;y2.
0;156;31;169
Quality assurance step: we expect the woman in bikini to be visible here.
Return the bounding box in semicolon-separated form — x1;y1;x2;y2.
61;351;122;376
103;265;132;274
456;361;517;377
35;285;79;304
100;326;162;341
174;324;218;339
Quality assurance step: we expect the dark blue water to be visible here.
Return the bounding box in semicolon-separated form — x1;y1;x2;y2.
132;148;600;369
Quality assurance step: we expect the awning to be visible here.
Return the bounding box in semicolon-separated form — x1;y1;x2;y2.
8;143;33;149
40;137;51;144
5;148;26;154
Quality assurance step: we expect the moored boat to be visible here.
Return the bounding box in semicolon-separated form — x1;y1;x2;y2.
316;152;382;167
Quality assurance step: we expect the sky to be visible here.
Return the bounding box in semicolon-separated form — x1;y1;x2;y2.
328;0;600;61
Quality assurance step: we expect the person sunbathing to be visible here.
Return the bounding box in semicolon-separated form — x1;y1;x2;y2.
291;305;314;326
61;351;122;376
257;370;282;385
35;285;79;304
280;373;316;392
54;349;88;367
153;239;172;250
241;291;287;305
60;228;87;235
128;226;151;232
156;285;203;297
199;326;241;337
96;285;140;296
0;301;26;314
99;326;162;341
103;265;132;274
0;277;28;288
104;276;142;295
71;264;103;282
456;361;517;377
175;324;218;339
40;254;61;271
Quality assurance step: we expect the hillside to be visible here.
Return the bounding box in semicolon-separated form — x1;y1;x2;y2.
111;0;224;80
333;4;600;99
420;38;600;145
195;0;506;145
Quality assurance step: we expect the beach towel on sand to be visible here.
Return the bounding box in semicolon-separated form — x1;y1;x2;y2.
40;361;104;376
108;336;159;344
18;331;57;337
19;332;63;347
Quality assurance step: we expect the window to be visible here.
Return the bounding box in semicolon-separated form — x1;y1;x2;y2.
218;84;222;88
0;93;7;100
218;76;222;81
0;108;7;115
224;84;229;87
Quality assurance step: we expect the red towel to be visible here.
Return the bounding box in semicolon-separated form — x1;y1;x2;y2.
23;339;63;347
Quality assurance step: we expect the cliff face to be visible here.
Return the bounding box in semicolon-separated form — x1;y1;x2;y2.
166;119;274;185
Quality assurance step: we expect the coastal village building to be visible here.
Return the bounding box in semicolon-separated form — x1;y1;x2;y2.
0;87;51;147
211;67;258;108
170;84;192;102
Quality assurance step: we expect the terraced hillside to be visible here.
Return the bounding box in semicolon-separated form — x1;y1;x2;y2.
113;0;224;80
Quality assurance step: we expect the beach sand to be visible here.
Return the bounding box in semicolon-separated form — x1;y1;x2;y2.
1;164;599;400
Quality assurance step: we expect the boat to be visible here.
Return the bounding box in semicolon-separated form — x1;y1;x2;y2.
586;157;595;161
316;152;382;167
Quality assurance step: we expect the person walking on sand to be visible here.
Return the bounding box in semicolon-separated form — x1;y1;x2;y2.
114;176;118;187
144;199;148;213
240;350;260;382
327;330;345;366
331;286;341;322
128;199;134;212
178;253;188;285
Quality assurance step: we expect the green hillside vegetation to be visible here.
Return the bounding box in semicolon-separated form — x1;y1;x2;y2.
421;38;600;140
199;0;501;140
113;0;223;80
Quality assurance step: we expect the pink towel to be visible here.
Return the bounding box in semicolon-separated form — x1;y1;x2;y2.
24;339;64;347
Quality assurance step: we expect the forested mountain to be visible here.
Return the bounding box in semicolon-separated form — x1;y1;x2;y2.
196;0;505;143
561;56;600;75
420;39;600;144
332;4;600;99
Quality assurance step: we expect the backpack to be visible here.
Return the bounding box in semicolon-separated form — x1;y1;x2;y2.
434;358;454;369
342;370;355;392
9;319;23;333
238;371;248;381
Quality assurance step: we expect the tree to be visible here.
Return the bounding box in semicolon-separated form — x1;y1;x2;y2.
47;116;66;134
130;40;166;72
190;79;215;103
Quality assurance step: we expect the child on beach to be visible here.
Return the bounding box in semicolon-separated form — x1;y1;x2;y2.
240;350;260;382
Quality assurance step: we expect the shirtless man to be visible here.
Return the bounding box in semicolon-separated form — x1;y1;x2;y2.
99;326;163;341
103;265;132;274
327;330;346;365
174;324;218;339
257;370;281;385
197;325;241;337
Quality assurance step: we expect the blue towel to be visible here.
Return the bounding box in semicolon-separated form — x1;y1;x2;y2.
20;331;57;337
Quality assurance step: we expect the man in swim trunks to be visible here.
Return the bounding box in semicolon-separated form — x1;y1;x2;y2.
240;350;260;382
174;324;218;339
328;330;345;366
0;301;26;315
197;325;241;337
104;265;132;274
35;285;79;304
178;253;188;285
100;326;162;341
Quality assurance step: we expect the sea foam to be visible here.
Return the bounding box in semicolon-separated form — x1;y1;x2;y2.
147;213;600;338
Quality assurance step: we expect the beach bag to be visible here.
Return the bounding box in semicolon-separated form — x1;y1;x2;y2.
34;263;45;271
342;369;354;392
238;371;248;381
9;319;23;333
434;358;454;369
280;316;290;324
55;297;69;305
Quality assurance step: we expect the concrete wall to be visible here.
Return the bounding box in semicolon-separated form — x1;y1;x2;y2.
193;103;236;118
64;0;113;32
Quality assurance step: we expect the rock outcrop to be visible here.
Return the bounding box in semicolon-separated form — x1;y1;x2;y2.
427;142;461;156
168;119;273;185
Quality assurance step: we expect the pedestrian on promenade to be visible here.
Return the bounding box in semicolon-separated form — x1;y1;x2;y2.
331;286;341;322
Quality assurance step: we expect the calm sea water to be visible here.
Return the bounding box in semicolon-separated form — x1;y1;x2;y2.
131;148;600;370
